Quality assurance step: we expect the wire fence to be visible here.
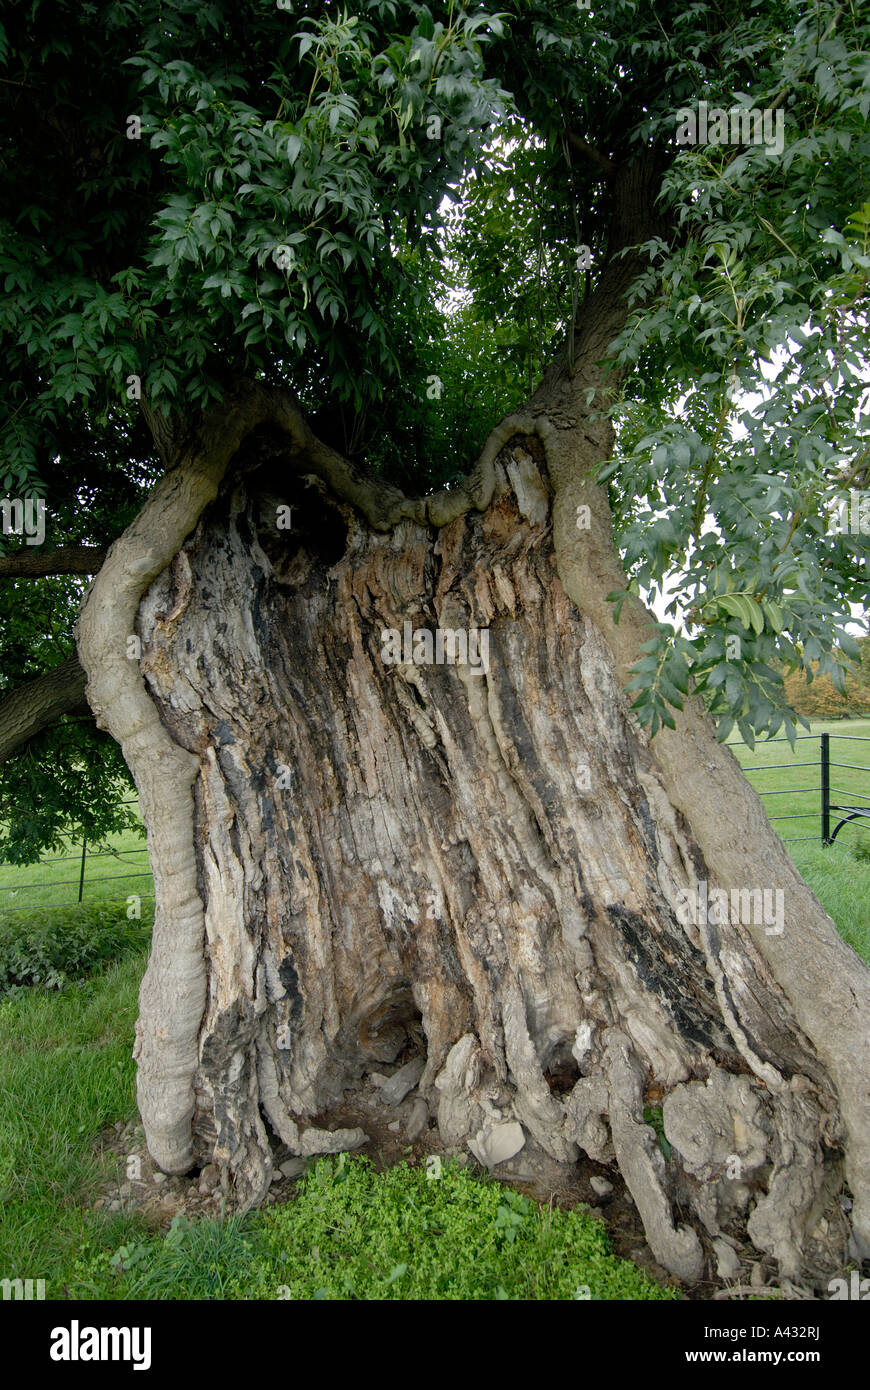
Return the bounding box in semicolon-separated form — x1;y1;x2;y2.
0;799;154;914
725;732;870;844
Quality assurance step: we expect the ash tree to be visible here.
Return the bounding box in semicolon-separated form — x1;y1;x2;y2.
1;0;869;1288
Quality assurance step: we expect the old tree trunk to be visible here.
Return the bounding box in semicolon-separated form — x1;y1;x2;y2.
77;179;870;1291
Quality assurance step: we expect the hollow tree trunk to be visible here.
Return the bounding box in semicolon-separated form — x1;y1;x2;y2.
76;377;870;1289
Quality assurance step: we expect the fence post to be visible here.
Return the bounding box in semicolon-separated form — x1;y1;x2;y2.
821;733;830;845
78;839;87;902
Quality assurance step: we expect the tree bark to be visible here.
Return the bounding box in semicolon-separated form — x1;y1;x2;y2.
0;655;88;764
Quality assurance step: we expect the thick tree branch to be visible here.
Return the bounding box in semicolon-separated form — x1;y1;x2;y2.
0;545;106;579
566;129;616;175
140;398;184;465
0;655;87;764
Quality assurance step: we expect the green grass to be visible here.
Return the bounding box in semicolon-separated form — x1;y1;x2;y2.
0;951;148;1295
245;1157;674;1300
727;716;870;843
787;843;870;963
68;1158;677;1302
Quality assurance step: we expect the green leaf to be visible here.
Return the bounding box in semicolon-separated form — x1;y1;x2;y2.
716;594;755;631
746;597;764;636
762;601;784;633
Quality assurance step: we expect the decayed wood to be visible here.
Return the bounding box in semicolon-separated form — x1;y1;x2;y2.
74;373;869;1281
126;427;860;1284
75;381;427;1175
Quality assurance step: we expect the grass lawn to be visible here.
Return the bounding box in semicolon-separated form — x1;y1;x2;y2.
0;719;866;1300
727;717;870;963
0;952;147;1296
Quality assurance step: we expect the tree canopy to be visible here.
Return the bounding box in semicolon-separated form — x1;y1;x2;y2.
1;0;868;858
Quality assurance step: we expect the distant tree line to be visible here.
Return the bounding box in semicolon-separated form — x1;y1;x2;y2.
784;636;870;718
